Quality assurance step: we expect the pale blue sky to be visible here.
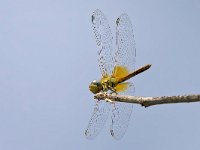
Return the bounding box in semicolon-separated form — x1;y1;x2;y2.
0;0;200;149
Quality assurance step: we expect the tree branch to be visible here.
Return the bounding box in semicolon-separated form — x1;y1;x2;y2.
94;93;200;107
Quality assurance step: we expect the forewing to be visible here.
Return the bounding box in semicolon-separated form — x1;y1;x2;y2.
114;13;136;73
85;100;110;139
92;9;113;77
110;14;135;139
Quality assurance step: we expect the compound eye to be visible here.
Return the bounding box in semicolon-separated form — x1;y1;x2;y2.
92;80;97;83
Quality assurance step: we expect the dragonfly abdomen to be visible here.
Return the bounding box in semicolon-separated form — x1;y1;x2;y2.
117;64;151;84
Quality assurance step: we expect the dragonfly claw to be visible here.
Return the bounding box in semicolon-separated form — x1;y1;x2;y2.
105;98;114;104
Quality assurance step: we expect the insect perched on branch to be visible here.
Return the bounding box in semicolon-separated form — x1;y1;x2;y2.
85;9;151;140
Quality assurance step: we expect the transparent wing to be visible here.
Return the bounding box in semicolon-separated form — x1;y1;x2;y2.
110;14;135;140
114;13;136;72
92;9;113;77
110;83;134;140
85;100;110;139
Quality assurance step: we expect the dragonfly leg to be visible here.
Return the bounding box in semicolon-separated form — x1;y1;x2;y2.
106;87;118;103
100;91;113;103
108;86;117;94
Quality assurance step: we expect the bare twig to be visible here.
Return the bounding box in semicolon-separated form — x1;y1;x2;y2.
94;93;200;107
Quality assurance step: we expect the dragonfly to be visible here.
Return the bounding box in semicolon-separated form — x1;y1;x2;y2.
85;9;151;140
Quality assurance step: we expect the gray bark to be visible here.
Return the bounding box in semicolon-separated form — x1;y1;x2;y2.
94;93;200;107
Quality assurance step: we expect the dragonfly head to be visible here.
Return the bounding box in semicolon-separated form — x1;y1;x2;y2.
89;80;102;94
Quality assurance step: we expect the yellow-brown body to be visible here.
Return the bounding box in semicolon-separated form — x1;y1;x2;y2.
89;64;151;94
